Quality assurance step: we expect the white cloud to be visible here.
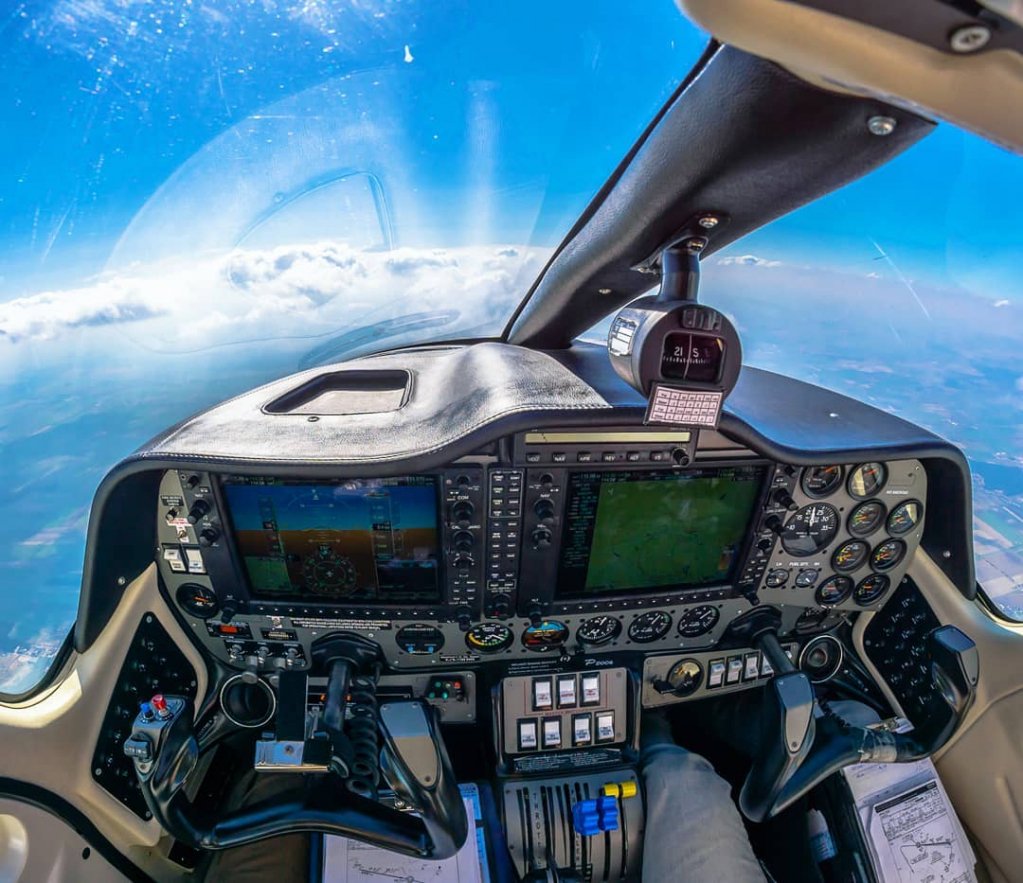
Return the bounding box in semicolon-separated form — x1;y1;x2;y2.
0;243;548;349
994;299;1011;308
716;254;782;268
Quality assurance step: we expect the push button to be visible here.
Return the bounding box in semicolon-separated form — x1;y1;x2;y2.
572;713;592;746
557;675;577;708
595;711;615;743
743;653;760;681
518;719;538;751
542;717;562;749
532;677;553;711
707;659;726;688
725;656;743;685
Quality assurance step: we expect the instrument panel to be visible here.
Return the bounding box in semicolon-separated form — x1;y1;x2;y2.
156;428;926;679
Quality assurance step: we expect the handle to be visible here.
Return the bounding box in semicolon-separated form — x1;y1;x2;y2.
125;696;468;859
739;625;978;822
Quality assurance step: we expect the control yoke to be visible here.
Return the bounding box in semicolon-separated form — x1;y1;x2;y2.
728;609;979;823
123;633;468;858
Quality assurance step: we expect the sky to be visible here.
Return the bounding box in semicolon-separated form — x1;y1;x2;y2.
1;0;1023;692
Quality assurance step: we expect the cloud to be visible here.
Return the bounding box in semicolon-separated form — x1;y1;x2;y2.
994;299;1011;308
0;243;549;350
716;254;782;268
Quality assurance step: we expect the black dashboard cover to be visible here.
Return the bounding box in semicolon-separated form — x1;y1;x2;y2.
75;342;974;653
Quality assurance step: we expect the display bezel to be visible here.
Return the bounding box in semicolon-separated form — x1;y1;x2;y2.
216;474;447;606
552;462;769;602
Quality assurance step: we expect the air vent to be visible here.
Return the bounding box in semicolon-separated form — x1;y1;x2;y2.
264;369;411;416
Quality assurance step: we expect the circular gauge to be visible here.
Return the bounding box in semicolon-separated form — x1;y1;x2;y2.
395;625;445;655
465;623;514;654
176;583;219;618
887;500;923;536
802;465;844;498
854;574;891;605
666;659;704;697
848;500;887;537
794;569;820;588
848;463;887;499
781;504;840;556
765;568;789;588
832;540;869;573
871;539;906;572
628;611;673;643
815;575;853;606
521;620;570;652
798;636;844;683
303;546;358;596
577;615;622;646
677;605;720;638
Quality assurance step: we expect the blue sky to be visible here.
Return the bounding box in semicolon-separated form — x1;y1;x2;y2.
224;482;437;533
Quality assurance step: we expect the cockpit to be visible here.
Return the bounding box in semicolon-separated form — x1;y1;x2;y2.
2;2;1023;882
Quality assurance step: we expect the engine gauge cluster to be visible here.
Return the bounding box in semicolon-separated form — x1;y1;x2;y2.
758;458;927;611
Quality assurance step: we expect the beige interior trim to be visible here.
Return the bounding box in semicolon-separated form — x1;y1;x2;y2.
0;565;206;881
906;551;1023;878
678;0;1023;153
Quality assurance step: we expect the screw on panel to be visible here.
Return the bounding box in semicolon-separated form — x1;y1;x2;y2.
867;116;897;137
949;24;991;53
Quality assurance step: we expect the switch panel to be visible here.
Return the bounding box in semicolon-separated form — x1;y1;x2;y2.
500;669;629;765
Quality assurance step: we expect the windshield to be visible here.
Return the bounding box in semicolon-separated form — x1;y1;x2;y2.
0;1;706;692
587;124;1023;620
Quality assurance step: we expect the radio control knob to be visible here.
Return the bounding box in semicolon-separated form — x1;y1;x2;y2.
526;605;544;627
531;525;553;549
539;473;555;487
533;499;556;522
772;490;797;510
489;594;512;619
455;606;473;632
453;554;474;569
198;527;219;547
671;447;690;467
450;501;474;527
187;499;212;524
452;530;474;553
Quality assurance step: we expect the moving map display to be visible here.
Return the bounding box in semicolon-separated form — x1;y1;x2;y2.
556;466;765;597
222;476;441;603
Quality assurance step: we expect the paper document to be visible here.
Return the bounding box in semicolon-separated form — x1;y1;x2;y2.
870;780;972;883
323;783;489;883
844;752;976;883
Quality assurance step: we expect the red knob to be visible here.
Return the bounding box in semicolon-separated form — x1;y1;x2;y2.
151;694;169;717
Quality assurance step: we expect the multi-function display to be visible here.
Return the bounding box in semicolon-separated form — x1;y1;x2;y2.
221;476;442;603
555;466;765;598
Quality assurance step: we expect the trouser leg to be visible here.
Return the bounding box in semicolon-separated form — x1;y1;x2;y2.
640;718;764;883
201;773;311;882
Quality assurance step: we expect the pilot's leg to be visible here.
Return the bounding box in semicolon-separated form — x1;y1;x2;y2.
640;713;765;883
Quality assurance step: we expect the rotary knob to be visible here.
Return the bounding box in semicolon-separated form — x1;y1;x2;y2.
187;499;212;524
533;498;556;522
450;501;474;527
531;525;553;550
452;530;474;553
198;527;220;547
